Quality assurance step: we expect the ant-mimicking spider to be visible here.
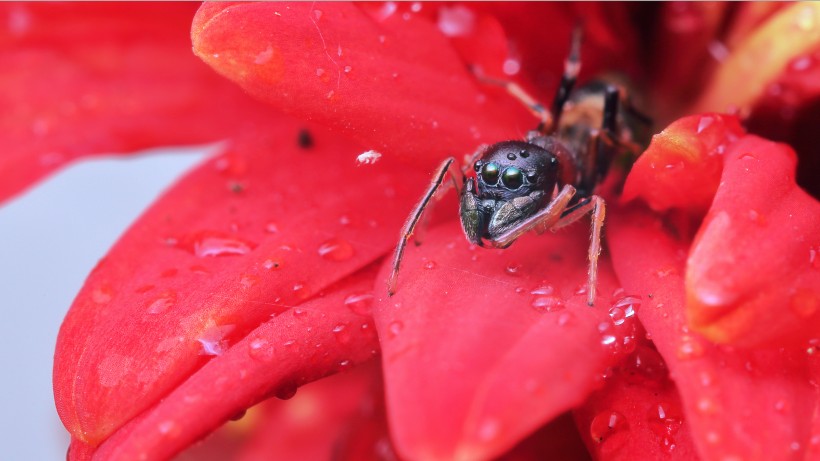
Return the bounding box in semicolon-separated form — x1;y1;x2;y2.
387;28;649;306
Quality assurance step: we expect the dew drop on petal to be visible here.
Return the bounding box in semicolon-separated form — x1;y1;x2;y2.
531;296;565;313
531;284;555;295
505;263;522;275
240;274;259;289
388;320;404;338
157;420;180;437
178;231;256;258
147;290;177;315
344;292;374;316
332;323;352;345
424;260;437;270
677;335;705;360
92;284;114;304
477;418;500;441
292;282;309;300
262;259;281;270
317;238;355;261
590;411;629;445
248;337;275;362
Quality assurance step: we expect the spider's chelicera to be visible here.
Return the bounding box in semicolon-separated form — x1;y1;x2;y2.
388;29;648;306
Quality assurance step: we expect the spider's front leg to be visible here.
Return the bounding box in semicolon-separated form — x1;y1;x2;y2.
387;157;463;296
553;195;606;306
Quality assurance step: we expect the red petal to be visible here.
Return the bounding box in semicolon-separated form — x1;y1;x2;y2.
191;2;532;168
88;280;381;461
621;113;744;217
694;3;820;114
374;220;633;460
53;122;427;446
687;136;820;347
0;3;271;203
608;206;820;461
574;341;699;460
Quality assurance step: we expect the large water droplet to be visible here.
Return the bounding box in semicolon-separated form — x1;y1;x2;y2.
332;323;352;345
344;292;374;315
177;231;256;258
437;4;475;37
590;411;629;444
318;238;355;261
531;284;555;295
531;296;565;313
248;337;275;362
197;324;235;356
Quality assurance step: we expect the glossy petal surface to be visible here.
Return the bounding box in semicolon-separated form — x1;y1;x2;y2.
609;207;820;461
687;136;820;347
375;221;633;461
621;113;744;217
0;3;271;203
191;2;531;168
54;122;427;447
575;341;699;461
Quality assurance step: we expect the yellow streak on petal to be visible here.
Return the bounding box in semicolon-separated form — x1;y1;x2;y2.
694;3;820;113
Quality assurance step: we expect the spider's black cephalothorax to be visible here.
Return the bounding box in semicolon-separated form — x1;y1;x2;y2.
387;27;650;305
461;141;562;246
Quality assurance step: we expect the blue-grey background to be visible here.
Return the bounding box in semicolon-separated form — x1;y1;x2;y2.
0;147;210;460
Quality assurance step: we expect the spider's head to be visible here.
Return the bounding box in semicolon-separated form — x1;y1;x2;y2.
472;140;559;201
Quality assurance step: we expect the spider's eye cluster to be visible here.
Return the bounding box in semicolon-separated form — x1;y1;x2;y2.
481;163;500;185
501;166;524;189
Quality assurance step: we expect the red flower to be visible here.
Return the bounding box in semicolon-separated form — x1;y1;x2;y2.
3;2;817;460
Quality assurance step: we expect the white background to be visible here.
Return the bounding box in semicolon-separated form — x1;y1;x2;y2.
0;147;209;460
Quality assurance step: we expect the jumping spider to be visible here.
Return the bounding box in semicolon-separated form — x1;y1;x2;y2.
387;28;648;306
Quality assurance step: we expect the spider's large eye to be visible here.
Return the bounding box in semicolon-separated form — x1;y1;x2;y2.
502;166;524;189
481;163;499;185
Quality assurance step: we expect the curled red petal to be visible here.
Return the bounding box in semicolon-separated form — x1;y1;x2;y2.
0;3;271;203
53;122;428;446
608;206;820;461
574;340;699;461
191;2;532;168
374;220;633;460
686;135;820;347
621;113;744;217
86;268;381;460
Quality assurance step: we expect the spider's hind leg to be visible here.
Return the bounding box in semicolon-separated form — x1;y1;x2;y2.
387;157;463;296
553;195;606;306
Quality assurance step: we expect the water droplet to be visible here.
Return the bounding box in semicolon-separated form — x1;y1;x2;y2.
262;259;281;270
677;335;705;360
410;2;422;13
332;323;352;345
157;420;180;437
240;274;259;288
292;282;309;300
316;67;326;77
317;238;355;261
264;222;279;233
339;359;351;368
313;9;323;20
344;65;352;73
810;246;820;269
590;411;629;444
437;4;475;36
147;290;177;315
502;58;520;76
505;263;522;275
697;116;714;133
531;296;565;313
424;260;437;270
274;383;297;400
92;284;113;304
248;337;275;362
177;231;256;258
197;324;235;356
388;320;404;338
344;292;374;315
601;335;618;346
696;397;717;414
647;403;682;454
531;284;555;295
